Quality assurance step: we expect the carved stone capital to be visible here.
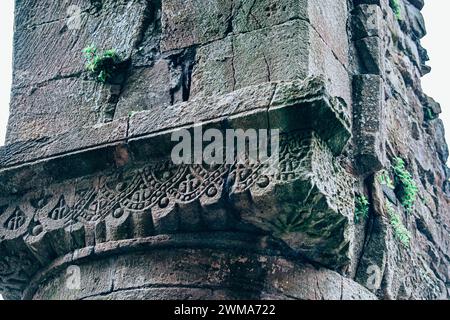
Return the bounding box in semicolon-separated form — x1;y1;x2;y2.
0;77;354;299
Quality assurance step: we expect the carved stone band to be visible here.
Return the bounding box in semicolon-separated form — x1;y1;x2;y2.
0;77;353;299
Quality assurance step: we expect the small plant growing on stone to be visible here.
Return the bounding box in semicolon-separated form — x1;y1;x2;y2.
386;202;411;247
389;0;402;20
83;45;122;83
378;170;395;190
392;157;418;212
424;107;437;122
354;195;369;224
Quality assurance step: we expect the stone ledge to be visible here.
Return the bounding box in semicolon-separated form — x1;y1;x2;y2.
0;131;356;299
0;118;128;168
18;234;376;300
0;77;351;195
0;77;353;299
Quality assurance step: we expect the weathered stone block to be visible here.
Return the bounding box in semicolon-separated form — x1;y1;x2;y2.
229;131;355;269
13;0;147;88
308;26;352;105
114;60;172;119
233;0;308;34
161;0;311;53
233;20;309;89
352;74;386;175
404;2;426;40
0;118;127;168
191;19;351;105
7;79;98;143
407;0;424;10
433;119;450;164
191;20;311;98
14;0;93;31
269;77;351;155
352;4;383;40
128;81;276;138
355;37;384;74
160;0;233;52
308;0;349;66
190;36;235;97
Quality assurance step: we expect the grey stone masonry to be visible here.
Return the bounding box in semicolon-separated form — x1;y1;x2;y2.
0;0;448;300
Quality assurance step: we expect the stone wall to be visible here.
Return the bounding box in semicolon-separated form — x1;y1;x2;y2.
0;0;448;300
350;0;450;299
7;0;351;141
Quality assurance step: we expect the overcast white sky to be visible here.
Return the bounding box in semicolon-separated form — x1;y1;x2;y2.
421;1;450;153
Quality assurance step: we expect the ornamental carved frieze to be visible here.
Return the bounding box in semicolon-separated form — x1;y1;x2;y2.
0;77;354;299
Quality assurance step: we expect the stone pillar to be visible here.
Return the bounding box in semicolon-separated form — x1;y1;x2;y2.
0;0;448;300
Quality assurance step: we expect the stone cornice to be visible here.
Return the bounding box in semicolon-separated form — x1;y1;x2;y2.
0;77;353;299
0;77;350;195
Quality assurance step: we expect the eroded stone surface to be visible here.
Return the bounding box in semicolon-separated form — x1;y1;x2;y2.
0;77;351;197
0;129;356;300
1;0;449;301
7;0;352;143
30;244;376;300
229;132;355;268
350;0;450;300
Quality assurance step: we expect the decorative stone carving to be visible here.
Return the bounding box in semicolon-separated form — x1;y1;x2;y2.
2;0;448;301
0;126;354;299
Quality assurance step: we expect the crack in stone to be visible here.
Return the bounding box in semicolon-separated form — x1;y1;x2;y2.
354;175;376;280
262;53;272;82
315;274;324;299
231;37;237;91
12;71;84;92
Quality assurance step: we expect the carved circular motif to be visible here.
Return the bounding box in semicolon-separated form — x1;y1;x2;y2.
159;197;169;208
162;171;171;179
256;176;270;188
206;185;218;197
115;182;127;192
113;208;124;219
32;225;43;236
